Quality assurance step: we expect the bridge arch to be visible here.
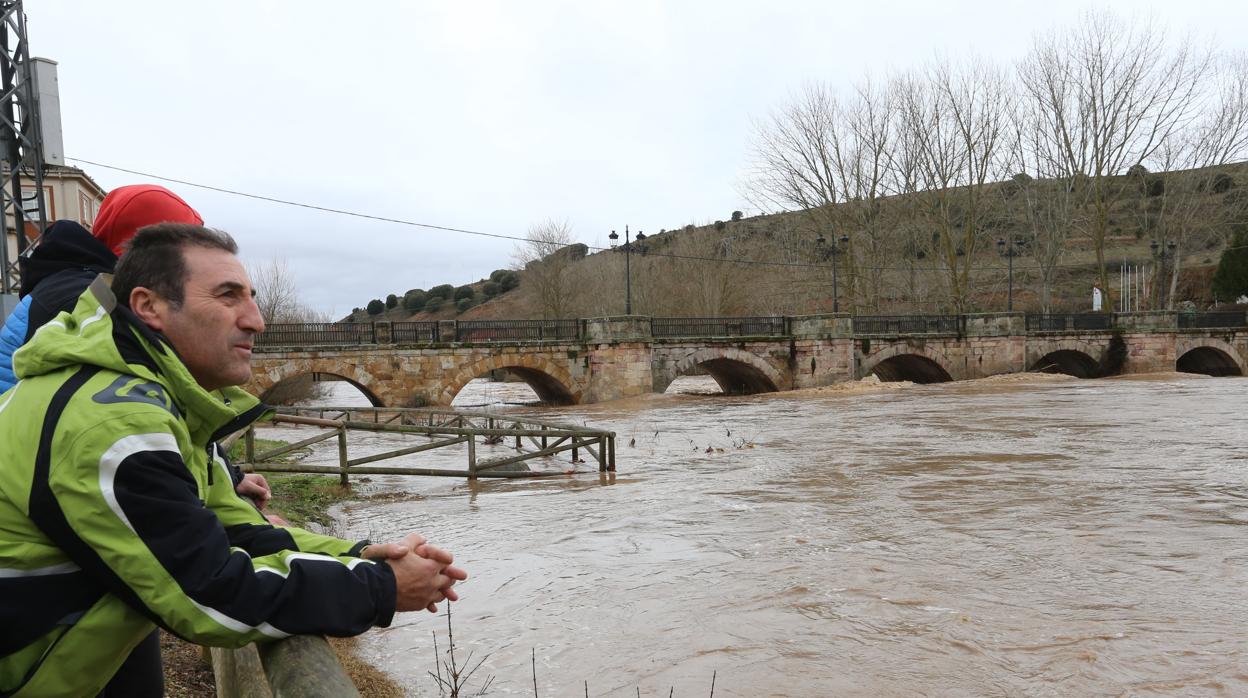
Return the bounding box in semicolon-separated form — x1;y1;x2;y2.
860;345;954;383
1030;349;1100;378
1176;338;1244;377
256;360;385;406
443;355;581;405
665;347;784;395
1027;338;1108;379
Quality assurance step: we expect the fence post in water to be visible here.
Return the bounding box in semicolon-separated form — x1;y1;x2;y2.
608;435;616;472
337;427;349;487
541;425;548;450
467;430;477;479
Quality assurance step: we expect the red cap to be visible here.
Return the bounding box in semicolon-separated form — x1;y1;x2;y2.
92;184;204;256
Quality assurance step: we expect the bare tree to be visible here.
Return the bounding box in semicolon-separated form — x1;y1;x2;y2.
745;83;842;241
1136;52;1248;307
894;58;1013;311
250;258;327;323
512;219;580;319
248;258;329;404
1019;10;1212;300
744;80;901;312
1007;91;1084;312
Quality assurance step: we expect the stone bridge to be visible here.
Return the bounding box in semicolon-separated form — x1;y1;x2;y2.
246;312;1248;407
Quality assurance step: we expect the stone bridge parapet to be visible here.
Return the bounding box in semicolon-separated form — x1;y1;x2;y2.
247;312;1248;406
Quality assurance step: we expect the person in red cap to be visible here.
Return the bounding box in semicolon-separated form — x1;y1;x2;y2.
91;183;205;255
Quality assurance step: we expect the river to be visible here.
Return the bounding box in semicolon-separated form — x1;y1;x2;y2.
259;373;1248;696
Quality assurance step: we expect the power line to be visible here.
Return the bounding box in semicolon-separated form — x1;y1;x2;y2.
68;157;532;245
67;156;1237;276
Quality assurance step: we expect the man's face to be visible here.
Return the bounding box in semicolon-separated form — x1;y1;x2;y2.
143;246;265;392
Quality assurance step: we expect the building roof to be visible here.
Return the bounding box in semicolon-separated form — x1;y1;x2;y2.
0;162;107;198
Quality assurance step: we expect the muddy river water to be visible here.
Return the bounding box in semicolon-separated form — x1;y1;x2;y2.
261;373;1248;696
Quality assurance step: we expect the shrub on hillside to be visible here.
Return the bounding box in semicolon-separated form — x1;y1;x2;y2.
456;297;480;312
1212;226;1248;302
1145;176;1165;197
489;269;510;283
385;293;398;309
423;296;445;312
454;285;475;301
497;271;520;291
403;289;427;312
482;281;500;298
429;284;455;299
366;299;384;315
731;210;744;221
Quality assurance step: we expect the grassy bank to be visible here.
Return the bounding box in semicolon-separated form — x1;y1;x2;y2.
163;436;403;698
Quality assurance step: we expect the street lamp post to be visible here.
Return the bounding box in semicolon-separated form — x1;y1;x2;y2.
1150;239;1177;309
996;237;1024;311
816;233;850;313
608;225;646;314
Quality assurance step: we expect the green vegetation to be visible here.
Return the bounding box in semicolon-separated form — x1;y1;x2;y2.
453;285;474;301
1213;226;1248;302
226;437;352;529
266;475;353;529
385;293;398;309
366;299;384;315
403;289;427;312
428;284;455;299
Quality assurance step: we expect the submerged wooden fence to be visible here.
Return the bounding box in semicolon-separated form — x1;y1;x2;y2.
234;406;616;482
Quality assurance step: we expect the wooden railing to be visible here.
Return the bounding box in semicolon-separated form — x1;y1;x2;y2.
211;635;359;698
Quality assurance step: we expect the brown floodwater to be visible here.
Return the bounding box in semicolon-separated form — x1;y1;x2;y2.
263;373;1248;697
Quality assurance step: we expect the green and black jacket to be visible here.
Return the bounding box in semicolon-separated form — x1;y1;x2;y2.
0;278;397;697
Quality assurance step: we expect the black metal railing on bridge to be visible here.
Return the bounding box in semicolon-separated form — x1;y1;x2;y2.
256;322;376;347
1025;313;1112;332
455;319;582;342
854;315;961;335
391;321;441;343
651;316;787;338
1177;311;1248;329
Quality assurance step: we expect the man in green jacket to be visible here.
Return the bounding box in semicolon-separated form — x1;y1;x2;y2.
0;223;467;696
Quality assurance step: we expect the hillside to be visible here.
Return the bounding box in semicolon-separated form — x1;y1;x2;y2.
346;161;1248;322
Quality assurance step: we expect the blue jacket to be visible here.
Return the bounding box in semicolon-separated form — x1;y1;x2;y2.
0;221;116;393
0;295;31;390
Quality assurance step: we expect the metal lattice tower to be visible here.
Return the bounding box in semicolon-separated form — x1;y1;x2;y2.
0;0;45;295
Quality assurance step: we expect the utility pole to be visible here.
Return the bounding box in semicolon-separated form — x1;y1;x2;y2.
0;0;48;297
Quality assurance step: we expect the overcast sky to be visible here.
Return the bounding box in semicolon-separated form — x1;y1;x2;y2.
32;0;1248;316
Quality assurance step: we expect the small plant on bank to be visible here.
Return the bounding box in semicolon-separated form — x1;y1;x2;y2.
429;604;493;697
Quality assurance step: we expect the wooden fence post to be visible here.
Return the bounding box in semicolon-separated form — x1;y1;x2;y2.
337;428;349;487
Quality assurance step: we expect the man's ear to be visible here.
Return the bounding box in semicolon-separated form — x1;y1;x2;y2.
129;287;166;332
